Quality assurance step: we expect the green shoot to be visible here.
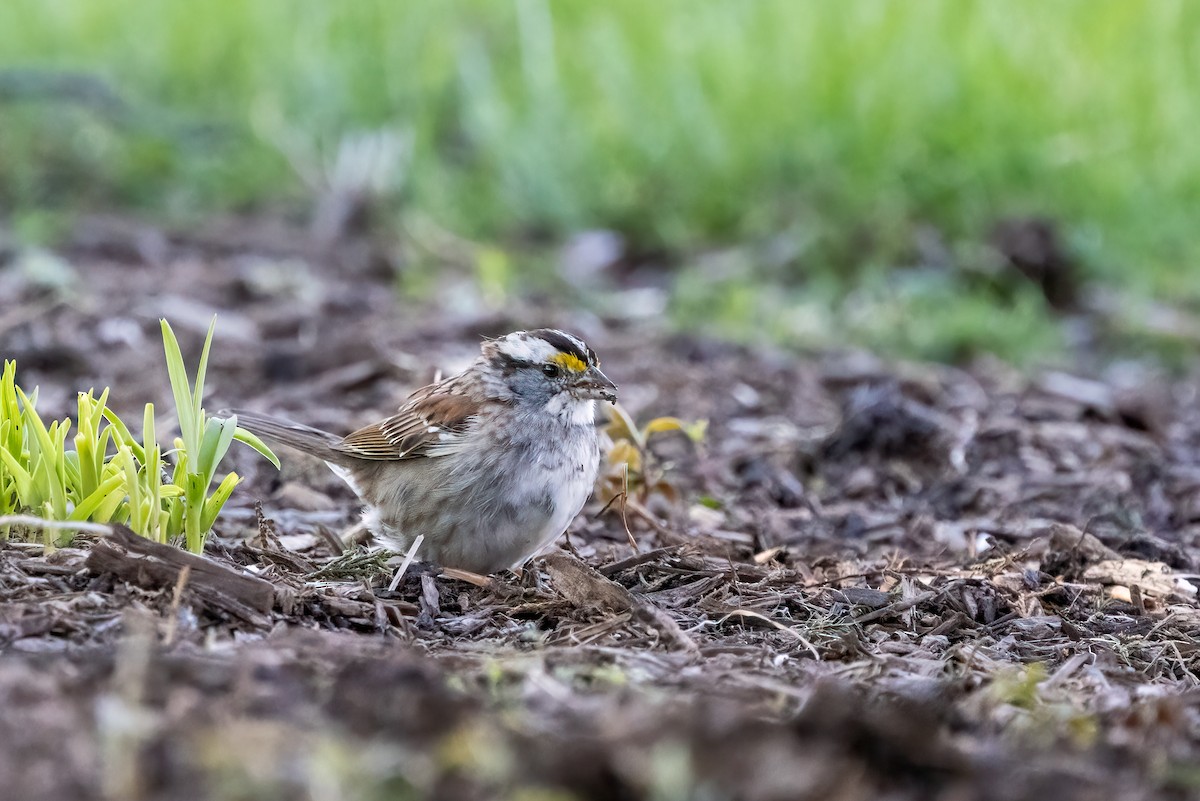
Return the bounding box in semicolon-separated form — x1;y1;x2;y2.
160;318;278;551
0;319;278;552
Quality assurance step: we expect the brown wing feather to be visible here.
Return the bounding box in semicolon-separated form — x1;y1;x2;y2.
336;384;481;461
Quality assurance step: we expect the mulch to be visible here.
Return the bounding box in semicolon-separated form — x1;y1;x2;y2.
2;216;1199;800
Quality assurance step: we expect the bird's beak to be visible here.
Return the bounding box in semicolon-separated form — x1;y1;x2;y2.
575;367;618;403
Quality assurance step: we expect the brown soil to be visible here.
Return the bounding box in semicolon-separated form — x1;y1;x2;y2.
2;216;1199;801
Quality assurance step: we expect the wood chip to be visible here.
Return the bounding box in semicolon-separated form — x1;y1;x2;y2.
83;525;276;625
542;553;635;612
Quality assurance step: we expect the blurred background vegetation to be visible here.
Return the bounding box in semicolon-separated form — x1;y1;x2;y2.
2;0;1198;365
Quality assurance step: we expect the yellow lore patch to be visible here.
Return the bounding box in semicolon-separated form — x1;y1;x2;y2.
550;352;588;373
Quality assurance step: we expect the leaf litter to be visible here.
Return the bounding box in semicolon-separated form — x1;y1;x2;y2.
1;223;1199;799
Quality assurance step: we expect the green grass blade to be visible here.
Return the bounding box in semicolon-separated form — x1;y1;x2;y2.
191;316;217;420
160;319;198;455
90;387;111;431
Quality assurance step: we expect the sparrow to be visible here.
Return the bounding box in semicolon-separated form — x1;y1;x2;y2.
233;329;616;573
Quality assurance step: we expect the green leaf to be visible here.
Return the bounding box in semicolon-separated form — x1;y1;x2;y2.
233;424;280;469
69;473;127;522
33;450;67;521
184;472;207;552
94;481;129;523
142;403;156;454
101;408;146;463
27;415;69;520
170;450;188;484
17;386;52;453
98;425;114;456
192;316;217;424
161;319;198;456
90;387;111;431
143;403;162;543
116;446;144;535
0;448;33;500
1;362;22;456
74;432;98;499
197;415;238;485
201;472;241;532
63;451;83;496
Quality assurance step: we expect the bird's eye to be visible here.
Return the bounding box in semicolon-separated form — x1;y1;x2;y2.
542;364;561;378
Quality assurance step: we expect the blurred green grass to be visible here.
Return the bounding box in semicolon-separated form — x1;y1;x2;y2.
2;0;1198;362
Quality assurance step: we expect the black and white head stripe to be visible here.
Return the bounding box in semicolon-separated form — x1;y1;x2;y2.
487;329;598;371
527;329;596;366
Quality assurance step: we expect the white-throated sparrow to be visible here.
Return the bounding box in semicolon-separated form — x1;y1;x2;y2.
233;329;617;573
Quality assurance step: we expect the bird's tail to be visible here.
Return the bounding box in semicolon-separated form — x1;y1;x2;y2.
225;409;350;466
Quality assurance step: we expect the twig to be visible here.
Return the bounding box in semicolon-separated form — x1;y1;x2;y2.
619;464;639;552
624;498;675;539
593;463;640;553
633;599;701;656
313;524;347;555
851;590;937;625
715;608;819;659
439;567;492;587
164;565;191;646
598;545;685;577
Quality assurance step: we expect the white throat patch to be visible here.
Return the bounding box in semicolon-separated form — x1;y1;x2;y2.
544;393;596;425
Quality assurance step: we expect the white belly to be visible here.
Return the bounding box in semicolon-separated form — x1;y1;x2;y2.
355;421;601;573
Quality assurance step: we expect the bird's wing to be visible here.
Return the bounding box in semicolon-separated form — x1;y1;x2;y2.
336;385;480;461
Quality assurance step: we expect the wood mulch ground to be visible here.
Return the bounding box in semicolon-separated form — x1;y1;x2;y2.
2;218;1198;800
